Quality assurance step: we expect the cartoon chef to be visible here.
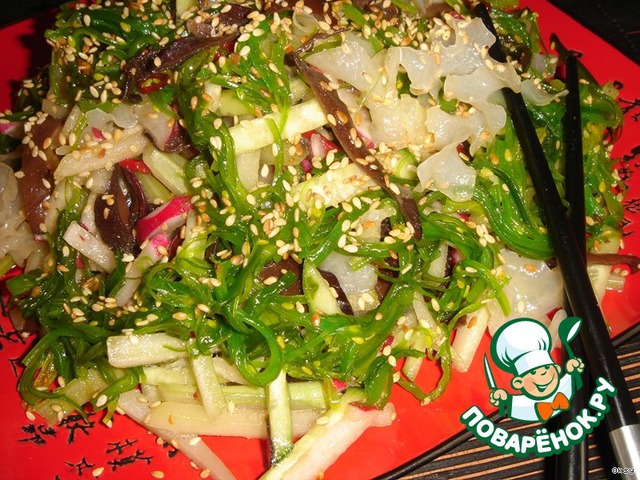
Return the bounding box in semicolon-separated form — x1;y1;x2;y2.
487;318;584;423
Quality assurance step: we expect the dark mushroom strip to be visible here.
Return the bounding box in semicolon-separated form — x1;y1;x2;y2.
94;165;148;254
291;39;423;240
423;2;455;19
18;115;63;235
188;4;253;38
259;257;303;296
123;32;241;99
586;252;640;274
120;168;150;223
318;269;355;315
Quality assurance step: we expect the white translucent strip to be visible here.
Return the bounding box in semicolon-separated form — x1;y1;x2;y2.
229;99;327;155
55;126;149;180
294;162;377;210
62;221;116;272
451;305;490;373
260;396;395;480
119;390;237;480
142;145;189;195
144;401;322;438
487;249;563;336
191;352;227;418
107;332;188;368
0;163;39;265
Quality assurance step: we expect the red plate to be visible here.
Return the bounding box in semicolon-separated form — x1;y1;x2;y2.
1;2;639;479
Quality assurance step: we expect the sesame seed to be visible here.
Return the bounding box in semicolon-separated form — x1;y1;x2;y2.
151;471;165;479
92;467;104;477
343;244;358;253
197;303;211;313
225;214;236;226
336;110;349;124
430;298;441;312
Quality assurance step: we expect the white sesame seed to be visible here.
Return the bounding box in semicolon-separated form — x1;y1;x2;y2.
197;303;210;313
343;244;359;253
225;214;236;226
431;298;441;312
92;467;104;477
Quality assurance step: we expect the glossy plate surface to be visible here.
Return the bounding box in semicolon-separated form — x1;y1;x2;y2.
1;1;639;479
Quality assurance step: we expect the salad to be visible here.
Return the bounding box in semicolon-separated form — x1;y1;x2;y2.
0;0;633;478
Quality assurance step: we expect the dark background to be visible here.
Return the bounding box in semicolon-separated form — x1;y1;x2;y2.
2;0;640;65
551;0;640;65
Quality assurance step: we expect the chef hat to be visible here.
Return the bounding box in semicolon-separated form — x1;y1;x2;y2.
490;318;554;376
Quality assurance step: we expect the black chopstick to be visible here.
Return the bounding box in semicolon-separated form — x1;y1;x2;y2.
475;3;640;472
554;53;588;480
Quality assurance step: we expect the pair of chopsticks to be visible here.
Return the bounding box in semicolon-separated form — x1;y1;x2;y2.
475;3;640;475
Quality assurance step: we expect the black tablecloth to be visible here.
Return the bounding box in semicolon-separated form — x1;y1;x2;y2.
551;0;640;66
